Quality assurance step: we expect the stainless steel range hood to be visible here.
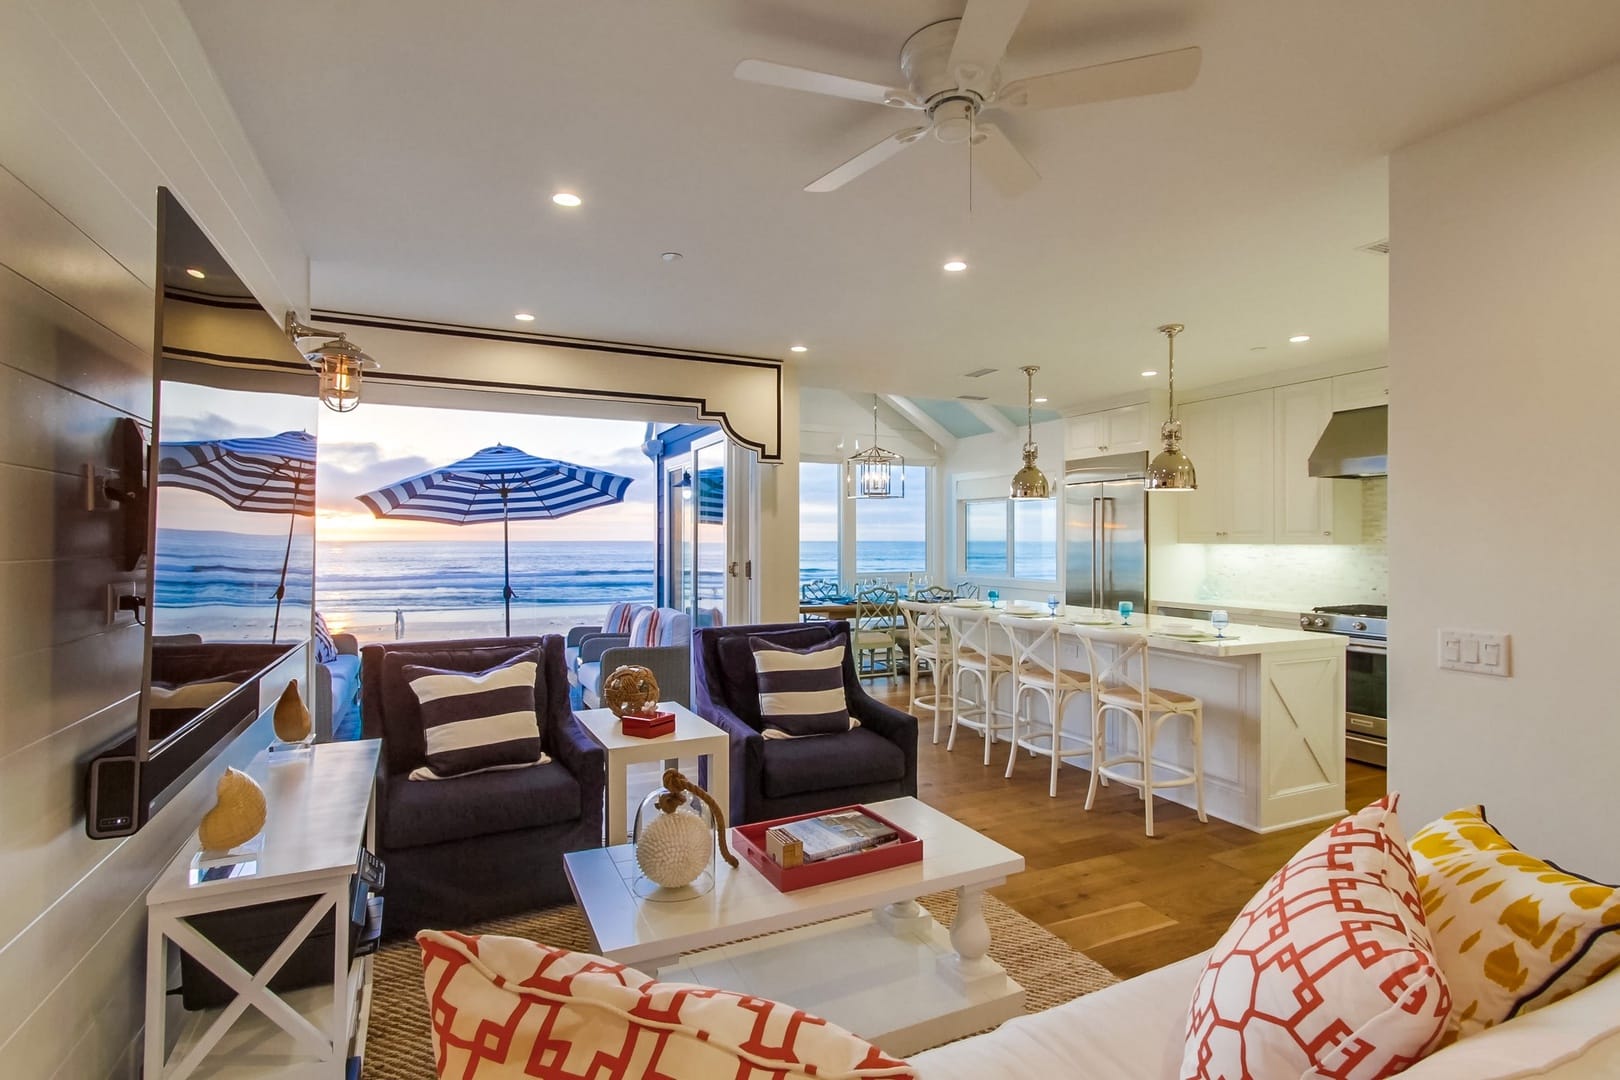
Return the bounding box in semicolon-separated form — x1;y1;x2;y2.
1308;405;1388;478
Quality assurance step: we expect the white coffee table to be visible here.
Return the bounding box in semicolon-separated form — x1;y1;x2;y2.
562;797;1026;1056
573;701;730;845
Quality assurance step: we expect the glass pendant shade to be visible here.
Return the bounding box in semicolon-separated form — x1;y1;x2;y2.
1009;365;1052;499
288;316;380;413
1146;324;1197;491
846;399;904;498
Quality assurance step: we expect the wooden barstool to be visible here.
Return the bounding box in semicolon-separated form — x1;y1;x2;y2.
900;599;953;744
1064;624;1206;837
997;614;1093;797
938;604;1016;764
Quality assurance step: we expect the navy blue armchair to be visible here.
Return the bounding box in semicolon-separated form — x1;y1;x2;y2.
361;634;604;935
692;621;918;826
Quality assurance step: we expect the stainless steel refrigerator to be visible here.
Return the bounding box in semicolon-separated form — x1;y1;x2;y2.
1064;452;1149;611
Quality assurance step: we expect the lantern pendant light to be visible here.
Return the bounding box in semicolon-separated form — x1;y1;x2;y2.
285;313;380;413
1146;323;1197;491
1009;365;1051;500
845;397;905;499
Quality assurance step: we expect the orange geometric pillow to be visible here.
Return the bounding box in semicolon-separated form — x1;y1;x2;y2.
417;930;917;1079
1181;794;1452;1079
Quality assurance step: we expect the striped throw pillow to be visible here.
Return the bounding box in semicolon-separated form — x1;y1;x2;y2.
749;635;857;739
403;651;550;780
313;612;339;663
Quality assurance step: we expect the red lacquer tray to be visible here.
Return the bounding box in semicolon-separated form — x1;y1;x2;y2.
731;804;923;892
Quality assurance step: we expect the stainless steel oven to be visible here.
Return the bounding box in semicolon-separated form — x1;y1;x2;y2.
1299;605;1388;766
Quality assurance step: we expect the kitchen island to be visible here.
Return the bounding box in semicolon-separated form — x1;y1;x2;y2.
1006;611;1347;833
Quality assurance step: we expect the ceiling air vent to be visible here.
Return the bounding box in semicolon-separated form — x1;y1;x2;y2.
1360;238;1390;255
963;367;997;378
957;394;989;401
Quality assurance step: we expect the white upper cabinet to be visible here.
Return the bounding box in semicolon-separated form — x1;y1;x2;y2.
1331;368;1389;411
1174;389;1275;543
1274;380;1362;544
1065;402;1153;459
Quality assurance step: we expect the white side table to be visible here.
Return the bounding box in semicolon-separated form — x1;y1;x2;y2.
144;740;380;1080
574;701;731;844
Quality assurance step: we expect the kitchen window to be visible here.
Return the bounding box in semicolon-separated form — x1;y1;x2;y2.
959;495;1056;582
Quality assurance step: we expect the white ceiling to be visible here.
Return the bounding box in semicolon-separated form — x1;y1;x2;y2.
182;1;1620;411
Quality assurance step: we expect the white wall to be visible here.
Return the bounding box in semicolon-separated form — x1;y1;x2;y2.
1387;60;1620;878
940;420;1065;603
0;2;309;1075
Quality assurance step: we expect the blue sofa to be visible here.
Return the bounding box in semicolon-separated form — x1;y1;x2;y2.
360;634;605;935
692;620;918;826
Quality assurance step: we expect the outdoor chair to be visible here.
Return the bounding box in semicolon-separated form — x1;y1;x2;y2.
314;629;362;741
360;634;605;934
576;606;693;709
566;601;651;682
692;620;918;826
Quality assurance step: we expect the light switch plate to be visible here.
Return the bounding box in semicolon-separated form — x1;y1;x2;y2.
1439;629;1511;677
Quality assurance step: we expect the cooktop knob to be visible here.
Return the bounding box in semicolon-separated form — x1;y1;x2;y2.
1313;616;1327;628
1352;620;1367;631
1299;615;1309;628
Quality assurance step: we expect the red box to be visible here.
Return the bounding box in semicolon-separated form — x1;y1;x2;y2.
619;710;675;738
731;805;923;892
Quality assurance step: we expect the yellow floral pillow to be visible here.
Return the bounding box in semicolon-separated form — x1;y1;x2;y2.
1410;806;1620;1045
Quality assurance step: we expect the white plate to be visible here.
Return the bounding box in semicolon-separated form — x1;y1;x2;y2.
1066;616;1115;626
950;600;991;609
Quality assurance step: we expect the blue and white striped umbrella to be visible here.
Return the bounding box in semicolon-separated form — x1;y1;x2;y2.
156;430;317;642
356;445;633;634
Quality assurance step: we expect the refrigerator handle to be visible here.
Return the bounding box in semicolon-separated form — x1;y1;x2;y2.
1100;496;1114;603
1091;497;1103;608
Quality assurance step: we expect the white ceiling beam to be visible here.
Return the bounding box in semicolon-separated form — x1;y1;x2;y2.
963;400;1018;437
880;395;957;452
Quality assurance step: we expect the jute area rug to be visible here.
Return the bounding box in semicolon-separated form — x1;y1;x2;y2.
364;891;1117;1079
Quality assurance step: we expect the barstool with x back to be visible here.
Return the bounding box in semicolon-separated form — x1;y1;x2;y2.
997;612;1093;796
899;599;953;743
1063;622;1206;836
938;601;1015;764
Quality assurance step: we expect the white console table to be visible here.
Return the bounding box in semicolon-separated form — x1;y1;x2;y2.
144;740;380;1080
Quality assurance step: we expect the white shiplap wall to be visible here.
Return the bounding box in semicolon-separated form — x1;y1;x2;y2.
0;1;307;1075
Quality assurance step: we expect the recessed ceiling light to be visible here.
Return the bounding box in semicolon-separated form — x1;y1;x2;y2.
1289;334;1311;343
660;251;683;262
942;259;968;272
514;313;536;322
185;267;206;279
1140;369;1159;377
1033;396;1048;404
551;192;582;208
790;345;808;353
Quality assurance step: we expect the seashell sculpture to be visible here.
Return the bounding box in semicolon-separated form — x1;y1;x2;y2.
602;664;660;718
634;769;739;889
198;767;267;853
273;678;312;742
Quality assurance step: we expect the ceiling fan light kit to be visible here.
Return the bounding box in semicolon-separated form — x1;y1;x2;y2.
733;0;1201;196
1146;323;1197;492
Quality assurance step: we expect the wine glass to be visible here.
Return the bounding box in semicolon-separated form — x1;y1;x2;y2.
1211;609;1231;639
1046;593;1060;617
987;589;1000;608
1117;600;1134;626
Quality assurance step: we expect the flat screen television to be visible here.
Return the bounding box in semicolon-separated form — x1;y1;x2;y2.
86;189;319;838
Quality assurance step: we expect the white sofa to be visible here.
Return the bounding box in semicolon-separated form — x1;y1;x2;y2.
911;951;1620;1078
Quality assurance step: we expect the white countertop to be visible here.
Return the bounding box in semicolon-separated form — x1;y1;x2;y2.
997;610;1344;658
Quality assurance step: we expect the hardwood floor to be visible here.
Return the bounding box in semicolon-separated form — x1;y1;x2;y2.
868;675;1387;979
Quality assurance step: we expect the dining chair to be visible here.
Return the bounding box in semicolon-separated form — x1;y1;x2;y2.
899;600;953;743
853;585;901;677
1063;623;1206;837
938;603;1015;764
997;614;1093;796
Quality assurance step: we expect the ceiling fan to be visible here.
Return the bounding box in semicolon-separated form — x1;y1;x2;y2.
734;0;1201;195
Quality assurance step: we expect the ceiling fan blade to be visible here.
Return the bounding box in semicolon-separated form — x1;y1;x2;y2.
972;122;1039;197
734;59;920;108
995;46;1202;111
948;0;1030;84
805;127;928;192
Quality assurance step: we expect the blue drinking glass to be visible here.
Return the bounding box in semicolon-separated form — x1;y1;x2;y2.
1047;593;1060;617
987;589;1000;608
1118;600;1134;625
1211;609;1231;638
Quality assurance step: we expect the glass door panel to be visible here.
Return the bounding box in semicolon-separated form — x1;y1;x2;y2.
693;441;726;624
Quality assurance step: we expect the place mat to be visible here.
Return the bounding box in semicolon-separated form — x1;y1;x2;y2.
363;892;1119;1077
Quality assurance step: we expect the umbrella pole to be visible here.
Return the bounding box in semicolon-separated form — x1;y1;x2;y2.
272;504;296;643
503;487;512;636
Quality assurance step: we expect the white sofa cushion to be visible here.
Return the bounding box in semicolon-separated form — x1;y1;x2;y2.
909;952;1206;1079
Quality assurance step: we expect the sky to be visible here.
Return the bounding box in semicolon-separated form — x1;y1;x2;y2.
159;382;657;542
799;462;928;544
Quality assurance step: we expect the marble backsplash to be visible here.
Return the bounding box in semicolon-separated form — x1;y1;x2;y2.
1187;477;1388;607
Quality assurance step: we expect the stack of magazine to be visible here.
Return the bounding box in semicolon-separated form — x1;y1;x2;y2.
765;809;899;869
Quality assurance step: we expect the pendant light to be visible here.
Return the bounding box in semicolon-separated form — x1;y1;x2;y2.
845;397;905;499
285;313;380;413
1009;365;1051;500
1145;323;1197;491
